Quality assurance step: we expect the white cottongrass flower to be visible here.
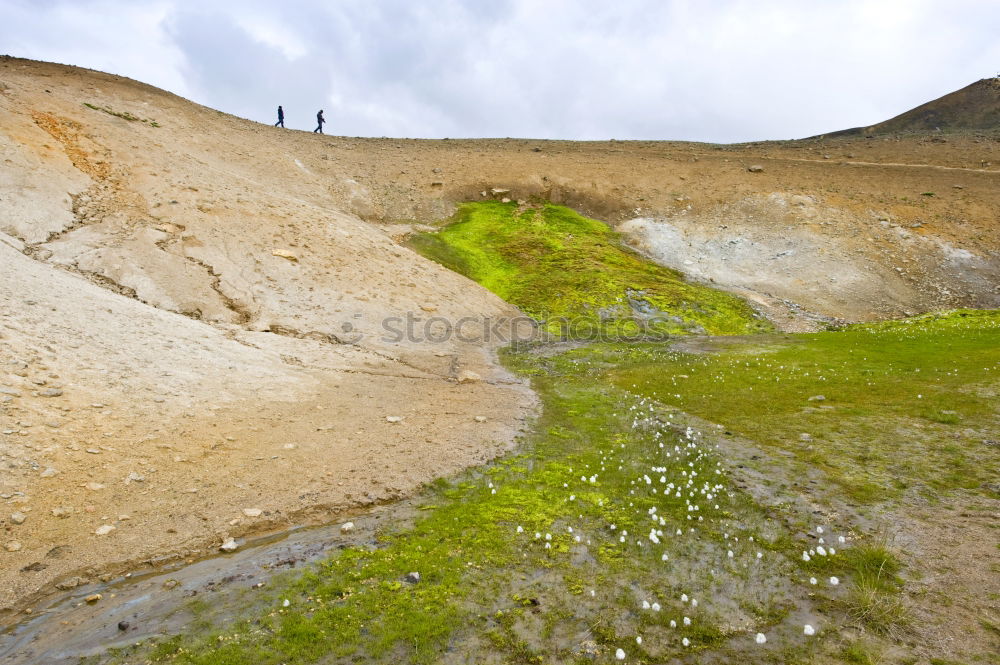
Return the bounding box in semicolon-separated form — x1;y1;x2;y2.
829;548;836;555
691;599;698;608
816;526;824;534
802;551;811;562
838;535;846;544
282;599;290;607
681;637;690;646
683;616;691;626
642;600;651;610
809;577;818;585
651;602;661;612
535;532;541;539
669;620;677;628
516;526;523;533
803;624;815;636
756;552;763;559
727;550;734;558
615;647;626;660
636;636;642;645
829;576;839;586
661;553;669;561
816;546;827;556
755;632;766;644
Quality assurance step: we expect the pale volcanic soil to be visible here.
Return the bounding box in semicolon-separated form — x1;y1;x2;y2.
0;56;998;626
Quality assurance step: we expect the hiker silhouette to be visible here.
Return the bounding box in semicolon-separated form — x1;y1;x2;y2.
314;109;325;134
274;105;284;128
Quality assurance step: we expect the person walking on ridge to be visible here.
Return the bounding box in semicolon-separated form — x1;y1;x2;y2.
274;105;285;127
314;109;325;134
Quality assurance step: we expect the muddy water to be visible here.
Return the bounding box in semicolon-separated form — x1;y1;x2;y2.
0;502;416;664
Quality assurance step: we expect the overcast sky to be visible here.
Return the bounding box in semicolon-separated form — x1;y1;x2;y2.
2;0;998;142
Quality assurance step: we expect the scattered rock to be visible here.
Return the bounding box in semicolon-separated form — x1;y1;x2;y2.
117;621;130;631
340;521;355;533
799;433;813;442
40;467;59;478
474;415;488;423
457;370;482;384
55;576;87;590
124;471;145;484
40;388;63;397
5;541;21;552
0;387;21;397
84;593;102;604
95;524;115;536
242;508;263;518
219;537;239;552
404;571;421;583
51;507;72;518
85;482;105;491
10;511;26;525
747;165;764;173
385;416;403;423
271;249;298;262
808;395;826;402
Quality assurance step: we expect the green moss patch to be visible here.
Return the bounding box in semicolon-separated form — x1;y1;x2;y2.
610;309;1000;503
408;201;770;336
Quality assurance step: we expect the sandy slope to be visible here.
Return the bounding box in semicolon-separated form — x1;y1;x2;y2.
0;56;998;619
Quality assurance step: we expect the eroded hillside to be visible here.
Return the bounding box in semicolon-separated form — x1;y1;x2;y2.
0;56;998;623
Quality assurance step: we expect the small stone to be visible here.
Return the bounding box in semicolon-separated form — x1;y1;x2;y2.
807;395;825;402
457;370;481;384
0;387;21;397
124;471;145;484
55;576;87;590
40;467;59;478
95;524;115;536
747;165;764;173
242;508;263;518
86;448;101;454
474;416;487;423
11;512;26;525
219;537;238;552
41;388;63;397
118;621;130;631
385;416;403;423
52;507;71;518
340;521;355;533
404;571;421;583
799;433;812;442
85;482;105;491
5;541;21;552
84;593;102;604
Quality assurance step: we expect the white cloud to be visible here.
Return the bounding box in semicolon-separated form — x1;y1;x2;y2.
1;0;997;141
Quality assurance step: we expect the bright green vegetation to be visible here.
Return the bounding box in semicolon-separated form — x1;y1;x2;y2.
96;202;997;664
610;309;1000;503
83;102;160;126
109;345;849;665
408;201;770;336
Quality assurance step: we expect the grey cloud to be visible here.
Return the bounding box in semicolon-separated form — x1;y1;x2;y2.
2;0;998;141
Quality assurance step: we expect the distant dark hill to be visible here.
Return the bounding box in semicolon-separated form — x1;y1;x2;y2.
815;77;1000;137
